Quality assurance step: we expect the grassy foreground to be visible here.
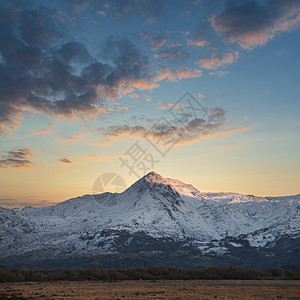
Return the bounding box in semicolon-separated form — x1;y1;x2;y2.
1;280;300;299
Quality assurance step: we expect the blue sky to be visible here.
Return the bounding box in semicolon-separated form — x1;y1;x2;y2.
0;0;300;207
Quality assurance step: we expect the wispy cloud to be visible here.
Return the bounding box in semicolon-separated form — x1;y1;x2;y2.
154;47;189;61
198;93;207;99
158;103;187;110
101;125;147;138
209;70;230;77
0;198;58;208
167;41;183;48
140;32;167;50
94;140;114;146
111;103;132;111
0;148;34;168
63;0;92;12
61;132;91;142
30;128;53;136
128;92;142;99
110;0;164;23
96;10;106;16
59;158;73;164
155;66;202;82
83;155;104;160
187;39;210;47
187;25;212;47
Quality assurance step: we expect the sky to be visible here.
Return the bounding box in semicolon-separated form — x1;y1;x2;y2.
0;0;300;208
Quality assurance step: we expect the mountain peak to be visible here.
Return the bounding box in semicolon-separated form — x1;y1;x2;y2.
125;171;179;195
142;171;182;186
143;171;163;182
128;171;203;199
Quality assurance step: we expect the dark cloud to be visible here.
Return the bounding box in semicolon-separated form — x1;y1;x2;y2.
19;6;62;46
0;1;99;132
100;36;148;67
57;42;95;65
0;148;33;168
0;1;159;134
82;62;112;84
97;36;155;95
59;158;73;164
210;0;300;49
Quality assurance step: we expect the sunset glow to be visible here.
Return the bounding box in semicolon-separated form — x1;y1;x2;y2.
1;0;300;208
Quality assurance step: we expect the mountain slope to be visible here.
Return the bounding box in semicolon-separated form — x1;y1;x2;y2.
0;171;299;269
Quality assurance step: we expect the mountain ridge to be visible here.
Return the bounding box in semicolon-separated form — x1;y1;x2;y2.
0;171;299;269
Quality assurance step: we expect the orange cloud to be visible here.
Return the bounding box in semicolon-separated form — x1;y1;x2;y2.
129;78;159;90
155;66;202;82
144;95;152;102
167;41;183;48
121;86;135;95
96;10;106;16
82;155;104;160
187;39;210;47
176;68;202;80
30;128;53;136
198;93;207;99
196;51;240;70
111;103;132;111
128;92;141;99
158;103;187;110
94;140;114;146
61;132;91;142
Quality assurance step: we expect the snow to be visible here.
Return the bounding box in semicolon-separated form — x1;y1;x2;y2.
229;242;243;247
0;171;299;258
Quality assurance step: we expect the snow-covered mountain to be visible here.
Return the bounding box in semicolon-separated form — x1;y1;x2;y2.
0;171;299;269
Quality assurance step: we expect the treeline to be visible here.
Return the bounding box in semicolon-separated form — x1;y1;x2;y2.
0;266;299;282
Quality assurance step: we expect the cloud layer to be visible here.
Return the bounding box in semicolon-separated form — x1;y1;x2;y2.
0;148;33;168
98;106;250;145
1;0;299;136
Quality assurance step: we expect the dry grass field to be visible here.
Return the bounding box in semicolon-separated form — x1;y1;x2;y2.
0;280;300;299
